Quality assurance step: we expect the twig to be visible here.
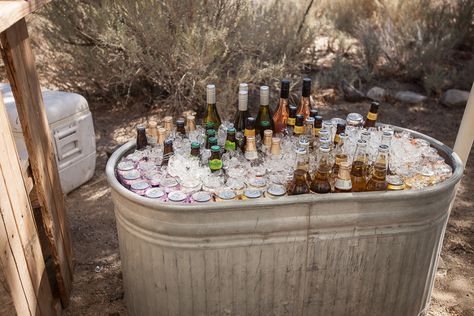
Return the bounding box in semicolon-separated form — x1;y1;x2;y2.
296;0;315;39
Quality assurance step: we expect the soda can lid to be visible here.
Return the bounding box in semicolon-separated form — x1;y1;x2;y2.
244;189;262;199
131;181;150;190
123;170;140;180
218;190;237;200
249;178;267;188
267;185;286;197
168;191;187;202
145;188;165;199
192;191;212;203
161;178;179;188
386;175;405;187
117;161;134;171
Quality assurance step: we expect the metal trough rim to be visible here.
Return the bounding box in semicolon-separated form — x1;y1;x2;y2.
106;125;464;213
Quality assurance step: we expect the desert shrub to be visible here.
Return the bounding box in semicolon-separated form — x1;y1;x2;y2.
326;0;474;94
37;0;316;118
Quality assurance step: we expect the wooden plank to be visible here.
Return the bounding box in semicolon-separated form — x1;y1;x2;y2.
0;90;56;315
0;18;73;306
0;0;51;33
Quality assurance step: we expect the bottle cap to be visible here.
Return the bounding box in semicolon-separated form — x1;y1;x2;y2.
346;113;364;126
238;90;248;111
205;121;215;129
191;142;201;149
305;117;315;125
289;105;297;116
239;83;248;92
319;144;330;153
378;144;389;152
281;80;290;98
207;129;216;137
260;85;269;105
227;127;236;134
295;147;307;155
295;114;304;126
137;124;146;132
302;77;312;97
207;84;216;104
357;139;367;147
211;145;220;152
310;109;318;118
176;118;185;126
260;120;271;128
164;139;173;146
245;117;255;130
208;137;218;146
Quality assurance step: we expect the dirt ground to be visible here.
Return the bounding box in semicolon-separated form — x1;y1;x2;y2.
0;92;473;315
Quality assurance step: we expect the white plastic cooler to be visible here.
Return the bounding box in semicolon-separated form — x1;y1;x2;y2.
1;83;96;194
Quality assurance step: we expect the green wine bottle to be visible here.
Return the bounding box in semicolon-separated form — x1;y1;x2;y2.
234;89;250;132
256;85;274;134
203;84;222;128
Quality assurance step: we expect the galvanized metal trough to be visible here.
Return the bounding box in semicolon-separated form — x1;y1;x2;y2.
106;126;463;316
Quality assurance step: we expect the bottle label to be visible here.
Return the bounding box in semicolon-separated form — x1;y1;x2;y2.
335;179;352;190
225;140;236;151
334;134;340;144
367;112;377;121
244;129;255;137
313;127;321;136
294;125;304;134
287;117;296;126
209;159;223;170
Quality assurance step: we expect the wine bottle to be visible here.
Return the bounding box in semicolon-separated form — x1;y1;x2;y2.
203;84;222;128
272;79;290;134
234;90;250;132
296;77;312;120
256;86;274;133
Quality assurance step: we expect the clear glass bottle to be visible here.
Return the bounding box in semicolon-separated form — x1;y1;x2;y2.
272;79;290;134
203;84;222;128
288;169;310;195
310;144;332;193
350;139;369;192
334;161;352;193
366;144;389;191
225;127;237;152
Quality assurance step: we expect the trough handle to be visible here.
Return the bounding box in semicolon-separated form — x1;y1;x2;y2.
453;82;474;168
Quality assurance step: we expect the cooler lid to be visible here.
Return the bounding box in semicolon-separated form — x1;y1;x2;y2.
1;83;89;133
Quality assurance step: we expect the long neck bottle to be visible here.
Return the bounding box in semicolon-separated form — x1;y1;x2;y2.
288;169;310;195
272;79;290;134
332;133;349;181
203;84;222;128
310;144;332;193
363;101;380;128
136;125;148;150
350;139;369;192
256;86;274;133
297;77;312;120
234;89;250;132
366;144;389;191
334;161;352;193
161;139;174;166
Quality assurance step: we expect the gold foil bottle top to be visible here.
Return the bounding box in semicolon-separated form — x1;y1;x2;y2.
157;127;167;145
245;136;257;152
148;120;158;138
163;116;173;132
270;137;281;156
263;129;273;147
186;115;196;132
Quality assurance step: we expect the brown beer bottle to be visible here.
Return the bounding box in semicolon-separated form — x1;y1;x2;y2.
366;144;389;191
272;79;290;134
293;114;305;137
209;145;223;173
310;144;332;193
296;77;312;120
176;118;186;137
350;139;369;192
190;142;201;158
334;123;346;146
161;139;174;166
288;169;310;195
136;125;148;150
363;101;380;128
205;129;216;149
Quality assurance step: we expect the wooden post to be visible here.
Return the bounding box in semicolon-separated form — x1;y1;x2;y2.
0;91;59;315
1;18;73;306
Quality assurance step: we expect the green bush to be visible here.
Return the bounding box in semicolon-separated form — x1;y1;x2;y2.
37;0;316;117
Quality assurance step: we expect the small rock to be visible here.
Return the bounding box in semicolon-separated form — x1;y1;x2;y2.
441;89;469;108
394;91;427;104
366;86;387;101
